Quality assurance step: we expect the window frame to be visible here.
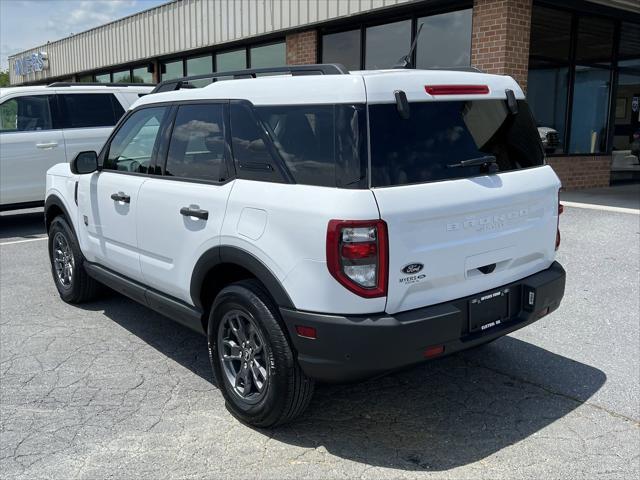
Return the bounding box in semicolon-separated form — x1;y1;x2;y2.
529;3;640;157
319;2;473;71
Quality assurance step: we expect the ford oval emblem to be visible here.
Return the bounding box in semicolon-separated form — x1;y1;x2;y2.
402;263;424;275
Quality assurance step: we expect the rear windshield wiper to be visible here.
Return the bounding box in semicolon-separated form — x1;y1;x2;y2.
447;155;497;169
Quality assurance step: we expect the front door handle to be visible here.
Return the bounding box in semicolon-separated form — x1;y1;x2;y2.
180;206;209;220
36;142;58;149
110;192;130;203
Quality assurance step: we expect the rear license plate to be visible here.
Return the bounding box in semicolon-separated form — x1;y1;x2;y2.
468;288;510;333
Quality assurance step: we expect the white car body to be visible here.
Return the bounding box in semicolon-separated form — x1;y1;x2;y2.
0;84;152;209
45;68;566;403
47;70;560;315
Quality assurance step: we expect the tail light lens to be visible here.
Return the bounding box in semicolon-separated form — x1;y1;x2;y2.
556;196;564;250
326;220;388;298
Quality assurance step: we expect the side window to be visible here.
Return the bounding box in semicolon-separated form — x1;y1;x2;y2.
255;104;368;188
103;106;169;173
0;95;53;132
165;103;228;182
229;102;286;183
60;93;124;128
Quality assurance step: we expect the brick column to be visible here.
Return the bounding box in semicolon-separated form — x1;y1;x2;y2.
286;30;318;65
471;0;532;92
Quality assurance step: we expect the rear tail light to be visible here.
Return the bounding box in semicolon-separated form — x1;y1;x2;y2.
425;85;490;96
326;220;388;298
556;195;564;250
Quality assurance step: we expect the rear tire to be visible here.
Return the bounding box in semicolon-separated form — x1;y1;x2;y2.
208;279;314;427
48;216;101;303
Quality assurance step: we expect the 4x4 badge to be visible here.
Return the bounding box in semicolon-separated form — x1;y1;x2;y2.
402;263;424;275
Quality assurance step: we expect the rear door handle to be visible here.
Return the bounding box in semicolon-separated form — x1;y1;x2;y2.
180;206;209;220
110;192;130;203
36;142;58;149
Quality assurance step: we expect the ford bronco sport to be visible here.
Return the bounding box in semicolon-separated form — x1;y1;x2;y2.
45;64;566;427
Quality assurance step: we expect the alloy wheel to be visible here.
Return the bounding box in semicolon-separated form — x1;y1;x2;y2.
52;232;74;289
218;309;269;404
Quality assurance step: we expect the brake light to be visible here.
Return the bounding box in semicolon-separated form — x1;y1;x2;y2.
425;85;490;96
556;196;564;250
326;220;388;298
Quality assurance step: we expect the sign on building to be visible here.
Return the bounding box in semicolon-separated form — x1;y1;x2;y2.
14;52;48;77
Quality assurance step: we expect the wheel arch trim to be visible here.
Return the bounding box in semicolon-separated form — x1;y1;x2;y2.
44;194;76;236
190;245;295;311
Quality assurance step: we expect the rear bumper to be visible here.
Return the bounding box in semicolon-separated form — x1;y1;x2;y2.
280;262;566;383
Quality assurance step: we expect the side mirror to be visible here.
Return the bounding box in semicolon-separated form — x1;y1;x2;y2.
71;151;98;175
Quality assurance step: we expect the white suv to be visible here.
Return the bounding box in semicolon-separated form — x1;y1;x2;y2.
0;83;152;210
44;65;566;427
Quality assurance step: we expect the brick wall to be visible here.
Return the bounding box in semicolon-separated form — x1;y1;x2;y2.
471;0;532;92
286;30;318;65
545;156;612;189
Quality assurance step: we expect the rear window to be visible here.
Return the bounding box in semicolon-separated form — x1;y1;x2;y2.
369;100;544;187
255;104;368;188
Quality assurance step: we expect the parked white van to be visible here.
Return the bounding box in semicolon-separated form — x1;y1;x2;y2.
0;83;152;210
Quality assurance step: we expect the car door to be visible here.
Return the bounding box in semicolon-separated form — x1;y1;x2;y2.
137;102;235;303
0;94;66;206
57;91;126;162
77;105;171;281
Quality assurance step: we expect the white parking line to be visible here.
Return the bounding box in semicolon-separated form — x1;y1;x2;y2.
0;236;48;246
562;201;640;215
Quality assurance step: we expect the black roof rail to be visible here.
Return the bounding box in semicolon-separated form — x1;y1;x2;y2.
151;63;349;94
47;82;155;87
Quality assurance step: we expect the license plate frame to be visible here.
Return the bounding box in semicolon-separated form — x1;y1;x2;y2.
468;288;511;333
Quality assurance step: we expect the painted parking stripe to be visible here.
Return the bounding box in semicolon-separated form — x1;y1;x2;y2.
0;236;48;246
562;201;640;215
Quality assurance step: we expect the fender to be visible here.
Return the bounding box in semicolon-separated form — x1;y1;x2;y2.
190;245;295;310
44;194;76;236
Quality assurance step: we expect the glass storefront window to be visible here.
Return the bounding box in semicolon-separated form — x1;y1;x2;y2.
186;55;212;75
416;9;472;68
161;59;184;81
186;55;214;87
570;66;611;154
612;22;640;175
250;43;285;69
95;73;111;83
529;6;572;63
528;6;573;154
576;16;615;66
322;29;361;71
77;74;93;83
132;66;153;84
528;67;569;154
113;70;131;83
216;49;246;72
365;20;411;69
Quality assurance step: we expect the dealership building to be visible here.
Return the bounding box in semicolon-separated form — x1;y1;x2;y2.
7;0;640;189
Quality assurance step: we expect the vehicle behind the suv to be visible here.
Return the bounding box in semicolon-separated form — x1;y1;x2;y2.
0;83;152;210
44;66;566;427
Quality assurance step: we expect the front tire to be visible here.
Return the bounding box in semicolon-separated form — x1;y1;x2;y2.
48;216;101;303
208;279;314;427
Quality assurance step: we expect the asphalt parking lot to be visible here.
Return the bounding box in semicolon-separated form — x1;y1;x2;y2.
1;201;639;479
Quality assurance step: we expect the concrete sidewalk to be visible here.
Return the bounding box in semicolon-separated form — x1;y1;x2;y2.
561;183;640;212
